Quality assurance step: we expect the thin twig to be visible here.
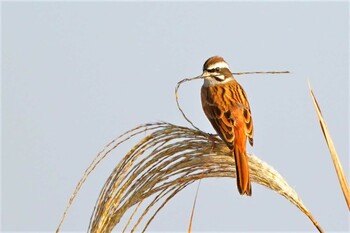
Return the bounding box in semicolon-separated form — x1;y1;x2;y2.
233;71;290;75
175;75;203;131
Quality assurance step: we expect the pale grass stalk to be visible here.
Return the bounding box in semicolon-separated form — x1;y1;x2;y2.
188;180;201;233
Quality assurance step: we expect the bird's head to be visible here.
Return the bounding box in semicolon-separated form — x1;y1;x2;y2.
202;56;234;86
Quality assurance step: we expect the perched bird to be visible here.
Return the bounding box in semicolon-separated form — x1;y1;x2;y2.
201;56;254;196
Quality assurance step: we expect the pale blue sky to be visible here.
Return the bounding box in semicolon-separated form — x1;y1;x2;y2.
2;1;349;232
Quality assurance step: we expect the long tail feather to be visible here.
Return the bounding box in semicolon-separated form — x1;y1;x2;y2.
233;147;252;196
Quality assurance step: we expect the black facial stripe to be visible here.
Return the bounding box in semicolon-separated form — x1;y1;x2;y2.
206;68;220;73
214;76;224;82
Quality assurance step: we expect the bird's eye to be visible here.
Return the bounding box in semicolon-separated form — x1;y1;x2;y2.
207;68;220;73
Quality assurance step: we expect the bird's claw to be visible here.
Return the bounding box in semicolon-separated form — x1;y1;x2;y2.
207;133;218;153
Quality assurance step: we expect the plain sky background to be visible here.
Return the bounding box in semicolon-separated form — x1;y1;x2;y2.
1;1;349;232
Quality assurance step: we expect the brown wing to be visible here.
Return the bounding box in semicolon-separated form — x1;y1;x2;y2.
241;101;254;146
230;80;254;146
201;81;254;148
201;84;235;149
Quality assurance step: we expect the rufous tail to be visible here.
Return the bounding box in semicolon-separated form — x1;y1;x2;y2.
233;146;252;196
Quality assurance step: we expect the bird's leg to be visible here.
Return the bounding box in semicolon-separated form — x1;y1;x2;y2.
207;133;218;152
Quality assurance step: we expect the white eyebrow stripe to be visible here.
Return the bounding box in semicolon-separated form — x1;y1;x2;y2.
207;61;230;70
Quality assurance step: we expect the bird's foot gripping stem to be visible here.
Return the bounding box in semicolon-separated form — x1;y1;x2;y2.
207;133;218;152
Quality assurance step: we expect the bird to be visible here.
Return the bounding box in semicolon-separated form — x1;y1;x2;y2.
200;56;254;196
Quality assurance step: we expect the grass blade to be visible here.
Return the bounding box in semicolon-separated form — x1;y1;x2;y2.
188;180;201;233
308;81;350;210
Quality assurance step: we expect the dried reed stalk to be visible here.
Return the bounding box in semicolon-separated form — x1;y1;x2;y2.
84;122;323;232
308;81;350;209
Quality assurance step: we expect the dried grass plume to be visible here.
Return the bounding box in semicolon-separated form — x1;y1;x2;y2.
56;122;323;232
56;72;327;233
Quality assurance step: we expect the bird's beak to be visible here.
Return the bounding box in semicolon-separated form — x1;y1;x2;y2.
201;71;210;79
201;71;226;81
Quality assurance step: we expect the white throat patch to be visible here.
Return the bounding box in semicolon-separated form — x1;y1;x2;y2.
203;76;234;87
